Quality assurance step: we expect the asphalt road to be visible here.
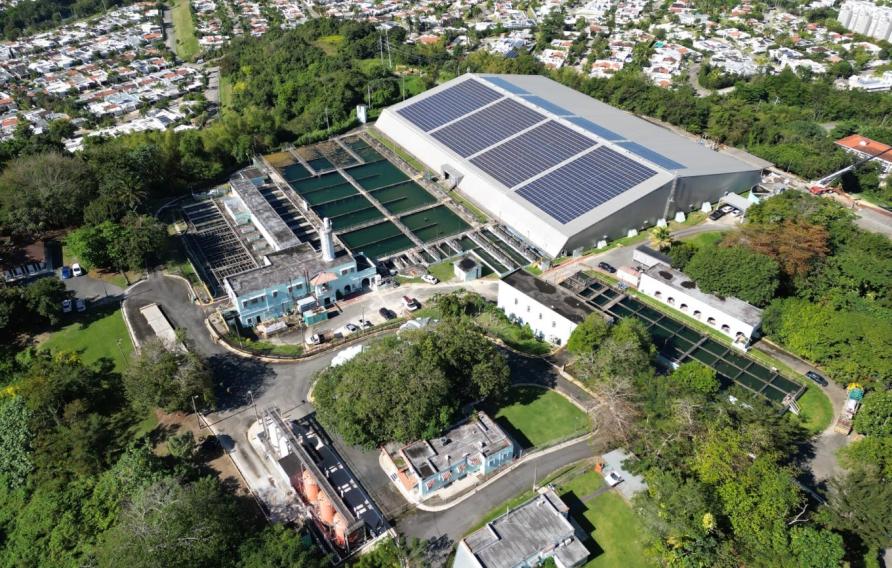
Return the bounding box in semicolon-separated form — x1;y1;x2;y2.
123;272;599;547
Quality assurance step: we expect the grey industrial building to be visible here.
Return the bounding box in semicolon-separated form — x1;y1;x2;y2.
376;73;766;257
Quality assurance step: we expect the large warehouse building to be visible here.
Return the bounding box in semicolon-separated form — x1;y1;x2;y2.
376;73;765;257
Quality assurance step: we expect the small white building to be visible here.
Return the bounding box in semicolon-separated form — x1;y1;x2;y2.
638;263;762;347
454;255;482;282
498;269;599;345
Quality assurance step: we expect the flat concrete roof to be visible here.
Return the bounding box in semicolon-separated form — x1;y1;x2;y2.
464;488;589;568
501;269;596;325
225;243;351;296
402;412;512;479
642;263;762;326
230;176;301;251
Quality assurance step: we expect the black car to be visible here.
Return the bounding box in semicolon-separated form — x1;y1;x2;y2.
598;261;617;274
378;307;396;321
805;370;828;387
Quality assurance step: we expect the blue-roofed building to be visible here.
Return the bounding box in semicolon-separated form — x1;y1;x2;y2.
378;73;768;258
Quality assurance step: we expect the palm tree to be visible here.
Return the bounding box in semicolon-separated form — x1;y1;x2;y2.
650;226;673;251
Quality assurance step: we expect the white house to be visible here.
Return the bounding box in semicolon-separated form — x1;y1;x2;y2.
637;263;763;347
498;269;601;345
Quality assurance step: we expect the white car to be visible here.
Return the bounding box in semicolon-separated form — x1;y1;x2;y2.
340;323;359;336
421;274;439;285
358;318;373;329
61;299;73;313
605;471;623;487
71;263;84;277
306;333;323;345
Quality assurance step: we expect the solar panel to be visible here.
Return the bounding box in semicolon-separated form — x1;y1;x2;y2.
520;95;574;117
396;79;502;132
516;146;658;224
618;141;685;170
481;76;530;95
566;116;625;141
470;121;596;188
431;98;545;158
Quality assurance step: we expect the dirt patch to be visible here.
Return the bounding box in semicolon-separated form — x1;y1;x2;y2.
153;409;250;494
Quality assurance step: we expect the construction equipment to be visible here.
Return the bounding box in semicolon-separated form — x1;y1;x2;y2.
808;145;892;195
834;383;865;435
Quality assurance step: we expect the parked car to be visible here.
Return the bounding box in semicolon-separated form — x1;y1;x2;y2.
598;262;616;274
708;209;727;221
719;205;734;213
342;322;359;335
358;318;373;329
605;471;623;487
61;299;73;313
805;370;828;387
421;274;439;285
306;333;324;345
378;307;396;320
402;296;420;311
71;263;84;277
60;266;73;279
75;298;86;312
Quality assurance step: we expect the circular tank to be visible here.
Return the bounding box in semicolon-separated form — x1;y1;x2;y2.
317;491;335;525
302;469;320;502
333;512;348;547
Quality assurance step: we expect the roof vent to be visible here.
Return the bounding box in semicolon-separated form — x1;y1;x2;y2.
681;280;696;289
659;270;673;280
859;139;868;146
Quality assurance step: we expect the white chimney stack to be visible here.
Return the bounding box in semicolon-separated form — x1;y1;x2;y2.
321;217;335;262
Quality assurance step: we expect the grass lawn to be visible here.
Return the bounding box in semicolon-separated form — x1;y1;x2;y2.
524;264;543;276
39;307;133;372
427;261;455;283
403;75;426;97
681;230;725;249
482;386;590;449
559;471;655;568
314;34;344;55
793;383;834;435
219;74;233;112
366;128;427;172
172;0;200;60
449;191;489;223
475;311;551;355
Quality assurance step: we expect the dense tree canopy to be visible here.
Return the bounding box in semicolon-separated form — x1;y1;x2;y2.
684;246;780;306
123;337;215;413
314;323;509;447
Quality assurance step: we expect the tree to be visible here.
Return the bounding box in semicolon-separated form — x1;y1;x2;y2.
0;152;96;235
22;276;68;326
826;470;892;549
123;338;215;413
669;361;719;396
0;396;32;487
789;526;845;568
579;318;654;386
854;391;892;437
667;241;696;270
237;525;327;568
649;226;672;251
166;431;197;461
722;220;829;280
684;246;780;306
566;313;611;355
837;436;892;477
97;476;245;568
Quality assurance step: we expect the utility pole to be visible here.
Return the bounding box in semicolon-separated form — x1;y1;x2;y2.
378;34;384;65
367;83;372;108
385;28;392;69
191;395;202;430
248;390;259;420
324;106;330;131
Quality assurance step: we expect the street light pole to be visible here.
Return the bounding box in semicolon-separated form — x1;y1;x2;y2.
248;390;259;421
191;395;202;430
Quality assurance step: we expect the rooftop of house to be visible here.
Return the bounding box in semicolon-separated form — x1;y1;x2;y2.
463;488;589;568
230;174;303;252
642;263;763;326
501;268;595;325
402;412;513;480
835;134;892;162
225;243;352;296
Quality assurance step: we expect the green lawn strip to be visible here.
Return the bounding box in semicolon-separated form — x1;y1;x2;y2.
313;34;344;55
481;386;590;449
474;311;551;355
171;0;200;60
427;262;455;282
366;128;426;172
580;231;648;257
225;334;304;357
219;74;233;112
448;191;488;223
40;308;133;372
680;230;725;249
524;264;543;276
790;383;834;435
559;471;655;568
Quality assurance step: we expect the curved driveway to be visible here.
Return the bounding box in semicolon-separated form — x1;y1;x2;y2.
124;272;599;550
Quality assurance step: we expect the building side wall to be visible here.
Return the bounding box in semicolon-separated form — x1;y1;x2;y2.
673;170;762;212
481;444;516;476
453;541;483;568
497;280;578;345
638;273;759;341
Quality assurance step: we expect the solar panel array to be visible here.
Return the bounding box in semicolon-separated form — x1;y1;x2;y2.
516;147;657;224
431;98;545;158
396;79;502;132
470;121;595;189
